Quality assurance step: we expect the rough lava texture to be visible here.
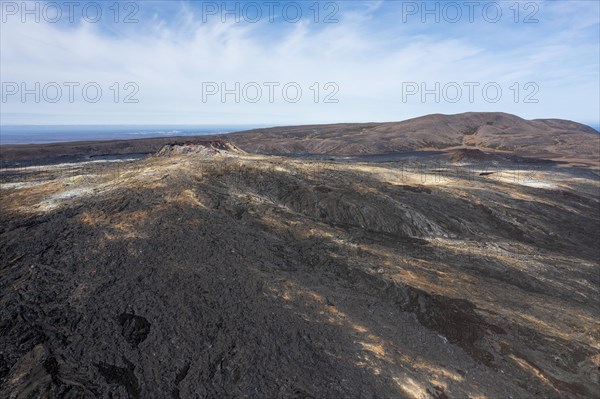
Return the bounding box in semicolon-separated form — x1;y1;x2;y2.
1;144;599;398
155;141;245;158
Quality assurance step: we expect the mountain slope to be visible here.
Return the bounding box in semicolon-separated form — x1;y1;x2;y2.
224;112;599;164
1;113;597;167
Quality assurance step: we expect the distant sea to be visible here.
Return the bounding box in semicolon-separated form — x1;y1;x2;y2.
0;125;266;145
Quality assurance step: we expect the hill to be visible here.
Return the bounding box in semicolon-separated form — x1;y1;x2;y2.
225;112;599;165
1;113;598;167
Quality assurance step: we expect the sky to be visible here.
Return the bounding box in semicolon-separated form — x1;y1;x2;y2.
1;0;599;126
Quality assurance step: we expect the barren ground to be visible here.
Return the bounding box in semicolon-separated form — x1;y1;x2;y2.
0;145;599;398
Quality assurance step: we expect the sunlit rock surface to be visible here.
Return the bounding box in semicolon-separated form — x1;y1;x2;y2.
1;145;598;398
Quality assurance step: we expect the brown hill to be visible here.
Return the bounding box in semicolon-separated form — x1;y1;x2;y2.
0;113;598;166
225;112;599;165
447;148;499;163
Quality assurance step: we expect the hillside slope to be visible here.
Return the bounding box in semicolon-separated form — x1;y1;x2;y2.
1;149;599;398
1;113;598;167
225;112;599;164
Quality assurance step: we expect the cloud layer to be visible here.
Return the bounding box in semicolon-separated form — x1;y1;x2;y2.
1;0;598;125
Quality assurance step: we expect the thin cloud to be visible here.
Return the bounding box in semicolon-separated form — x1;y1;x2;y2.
1;0;598;125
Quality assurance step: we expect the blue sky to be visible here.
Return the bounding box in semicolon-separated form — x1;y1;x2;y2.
1;0;599;125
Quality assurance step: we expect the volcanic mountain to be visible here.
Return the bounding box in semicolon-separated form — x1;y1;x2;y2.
225;112;599;165
1;112;598;167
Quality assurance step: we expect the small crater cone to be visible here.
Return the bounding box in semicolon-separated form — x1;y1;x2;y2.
449;148;497;162
155;140;245;157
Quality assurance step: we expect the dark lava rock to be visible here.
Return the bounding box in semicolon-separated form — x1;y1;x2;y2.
117;313;151;348
95;357;140;399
